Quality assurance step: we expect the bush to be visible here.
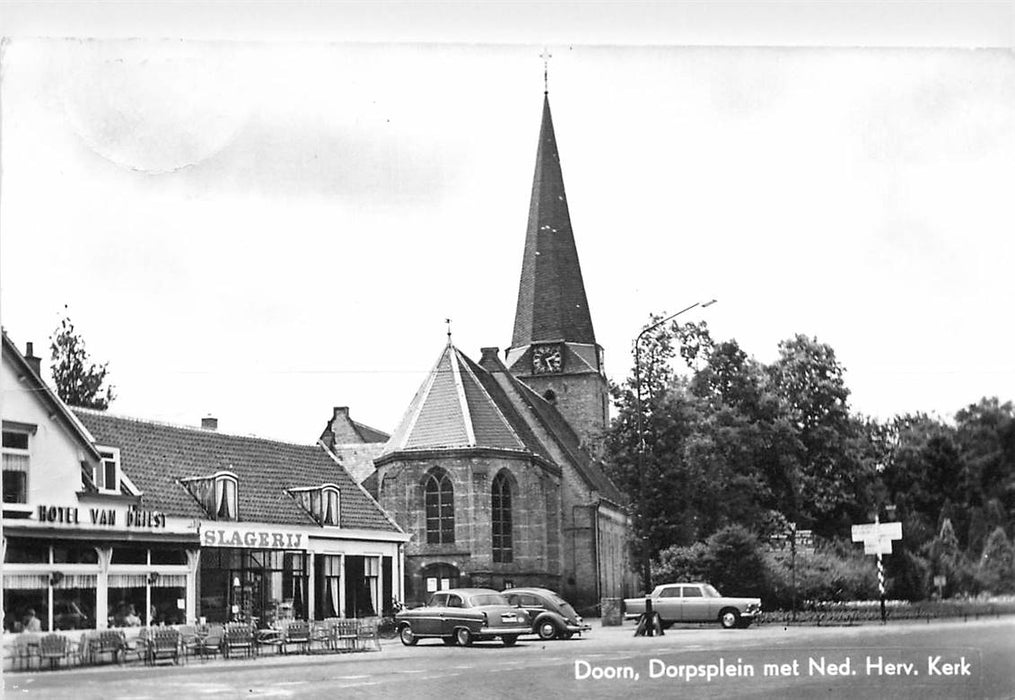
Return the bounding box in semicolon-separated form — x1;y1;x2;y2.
652;525;767;599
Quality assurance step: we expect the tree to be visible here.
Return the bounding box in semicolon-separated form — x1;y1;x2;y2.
977;527;1014;594
49;314;116;409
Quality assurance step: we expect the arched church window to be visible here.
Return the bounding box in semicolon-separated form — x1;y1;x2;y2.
424;468;455;544
492;471;513;563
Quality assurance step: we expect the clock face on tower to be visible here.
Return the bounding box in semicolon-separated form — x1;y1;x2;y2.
532;344;563;374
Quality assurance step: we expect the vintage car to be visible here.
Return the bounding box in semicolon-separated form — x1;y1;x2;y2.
501;587;590;640
624;582;762;629
396;588;532;647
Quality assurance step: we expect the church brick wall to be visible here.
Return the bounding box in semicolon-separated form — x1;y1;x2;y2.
519;372;609;449
375;452;562;605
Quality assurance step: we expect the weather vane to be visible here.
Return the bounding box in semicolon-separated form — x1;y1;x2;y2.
446;318;453;344
540;47;552;93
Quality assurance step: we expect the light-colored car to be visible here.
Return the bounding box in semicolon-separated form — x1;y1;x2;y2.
624;582;761;629
396;588;531;647
502;587;590;640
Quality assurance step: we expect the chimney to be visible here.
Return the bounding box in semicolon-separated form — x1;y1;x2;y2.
24;342;42;376
479;347;501;370
332;406;350;422
201;416;218;431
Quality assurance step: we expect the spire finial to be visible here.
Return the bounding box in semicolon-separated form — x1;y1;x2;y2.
445;318;453;345
540;47;552;94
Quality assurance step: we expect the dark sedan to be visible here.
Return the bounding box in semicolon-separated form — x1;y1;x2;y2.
396;588;531;647
502;587;590;640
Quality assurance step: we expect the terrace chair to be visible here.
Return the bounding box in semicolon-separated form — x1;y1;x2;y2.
223;623;254;659
281;620;311;655
86;630;125;665
15;633;42;671
356;618;381;652
38;634;71;670
147;627;181;666
197;624;224;662
178;625;201;664
334;619;358;653
118;630;146;665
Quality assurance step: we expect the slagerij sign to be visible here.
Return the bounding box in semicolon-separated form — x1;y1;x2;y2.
200;523;305;550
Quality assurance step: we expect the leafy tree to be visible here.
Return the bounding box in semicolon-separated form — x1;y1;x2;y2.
977;527;1014;593
49;314;116;409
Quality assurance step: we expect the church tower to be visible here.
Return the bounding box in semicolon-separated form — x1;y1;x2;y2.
504;93;609;447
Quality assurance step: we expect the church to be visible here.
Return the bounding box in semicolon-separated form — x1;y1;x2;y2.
363;90;637;614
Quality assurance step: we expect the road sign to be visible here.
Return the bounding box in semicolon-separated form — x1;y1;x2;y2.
864;538;895;555
795;530;814;549
851;521;903;542
933;575;946;587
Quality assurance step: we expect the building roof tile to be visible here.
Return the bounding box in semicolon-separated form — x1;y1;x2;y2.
74;409;401;533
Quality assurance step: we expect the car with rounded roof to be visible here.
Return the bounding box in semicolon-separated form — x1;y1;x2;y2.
396;588;531;647
501;587;590;640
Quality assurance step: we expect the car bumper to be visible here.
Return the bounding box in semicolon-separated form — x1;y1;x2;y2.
564;624;592;636
478;624;532;638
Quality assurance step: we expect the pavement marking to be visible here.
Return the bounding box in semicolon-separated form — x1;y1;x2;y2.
398;669;426;673
337;682;379;688
451;664;475;669
333;675;370;680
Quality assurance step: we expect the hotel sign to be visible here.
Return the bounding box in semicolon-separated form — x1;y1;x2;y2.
200;523;305;550
37;504;167;529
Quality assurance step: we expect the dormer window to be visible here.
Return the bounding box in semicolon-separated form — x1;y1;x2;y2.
181;470;238;521
95;447;120;494
288;484;340;527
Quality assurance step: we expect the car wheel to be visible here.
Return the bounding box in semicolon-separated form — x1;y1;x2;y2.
502;635;518;647
720;609;741;630
399;625;418;646
455;627;472;647
442;636;457;646
537;620;559;640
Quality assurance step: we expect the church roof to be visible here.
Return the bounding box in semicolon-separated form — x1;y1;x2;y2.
511;94;597;349
479;350;626;507
381;343;542;458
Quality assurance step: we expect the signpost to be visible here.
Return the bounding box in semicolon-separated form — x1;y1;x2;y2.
851;517;903;623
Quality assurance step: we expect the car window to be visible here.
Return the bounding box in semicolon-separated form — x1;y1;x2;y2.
469;593;509;606
505;594;519;606
447;595;464;608
429;593;447;607
521;594;543;607
682;586;703;598
659;587;681;598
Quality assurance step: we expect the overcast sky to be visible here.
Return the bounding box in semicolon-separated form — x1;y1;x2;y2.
2;4;1013;443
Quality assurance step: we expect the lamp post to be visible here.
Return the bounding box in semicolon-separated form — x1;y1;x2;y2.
633;299;717;591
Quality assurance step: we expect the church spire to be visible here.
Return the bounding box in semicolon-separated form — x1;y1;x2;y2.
510;93;596;349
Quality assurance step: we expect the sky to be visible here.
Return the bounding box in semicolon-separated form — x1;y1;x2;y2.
2;3;1014;444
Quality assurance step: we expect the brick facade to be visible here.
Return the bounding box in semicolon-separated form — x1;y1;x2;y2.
374;451;562;604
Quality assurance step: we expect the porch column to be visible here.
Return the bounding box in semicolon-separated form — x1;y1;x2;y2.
96;546;112;630
306;552;316;622
186;549;201;625
338;554;346;619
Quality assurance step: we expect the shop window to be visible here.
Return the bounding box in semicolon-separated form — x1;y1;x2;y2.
2;427;31;504
181;470;238;521
288;484;340;527
95;447;120;493
424;467;454;544
150;548;187;565
492;470;513;563
3;538;49;564
53;544;99;564
111;546;148;565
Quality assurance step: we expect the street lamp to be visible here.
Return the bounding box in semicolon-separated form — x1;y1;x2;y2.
633;299;717;591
